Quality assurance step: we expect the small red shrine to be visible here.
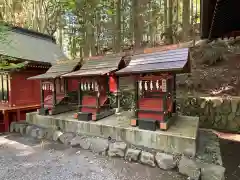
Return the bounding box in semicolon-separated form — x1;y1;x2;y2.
0;25;66;132
62;54;130;121
116;47;190;131
28;60;81;115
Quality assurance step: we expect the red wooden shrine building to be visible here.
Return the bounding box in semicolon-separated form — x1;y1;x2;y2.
28;60;80;115
0;26;67;132
116;47;190;131
62;54;130;121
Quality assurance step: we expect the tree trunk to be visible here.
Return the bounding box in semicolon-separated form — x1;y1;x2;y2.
96;12;100;55
133;0;142;49
167;0;173;44
129;0;134;45
89;18;96;56
182;0;190;41
115;0;122;52
149;1;154;47
164;0;168;35
71;28;77;58
112;1;116;53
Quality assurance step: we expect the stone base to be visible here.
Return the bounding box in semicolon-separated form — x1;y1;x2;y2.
50;104;77;115
39;105;77;116
130;119;138;127
11;121;225;180
138;119;157;131
94;109;116;121
159;116;176;131
26;111;199;156
74;109;116;121
76;112;92;121
38;108;49;115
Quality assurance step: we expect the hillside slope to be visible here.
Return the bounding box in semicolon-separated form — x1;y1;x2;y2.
177;39;240;96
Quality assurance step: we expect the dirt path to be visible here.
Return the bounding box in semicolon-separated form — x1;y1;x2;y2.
0;133;186;180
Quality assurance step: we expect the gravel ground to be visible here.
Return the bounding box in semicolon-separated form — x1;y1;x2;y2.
0;133;186;180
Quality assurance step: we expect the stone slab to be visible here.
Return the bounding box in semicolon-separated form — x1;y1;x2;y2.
140;151;156;167
155;152;176;170
26;111;199;156
178;156;201;179
125;148;141;162
197;162;225;180
108;142;127;157
89;137;109;155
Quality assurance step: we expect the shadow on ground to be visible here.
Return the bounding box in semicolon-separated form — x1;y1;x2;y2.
220;139;240;180
3;133;70;151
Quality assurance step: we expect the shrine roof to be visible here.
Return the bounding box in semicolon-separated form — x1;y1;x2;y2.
0;25;67;64
116;48;190;75
62;53;126;77
201;0;240;39
28;60;80;80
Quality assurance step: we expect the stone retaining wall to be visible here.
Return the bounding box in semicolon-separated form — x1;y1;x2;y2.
118;91;240;133
10;122;225;180
177;96;240;133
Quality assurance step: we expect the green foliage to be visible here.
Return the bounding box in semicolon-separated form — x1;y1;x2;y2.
108;91;135;110
0;23;9;44
0;0;201;58
0;56;27;71
0;23;26;70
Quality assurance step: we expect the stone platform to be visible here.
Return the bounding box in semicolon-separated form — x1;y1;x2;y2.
26;111;199;156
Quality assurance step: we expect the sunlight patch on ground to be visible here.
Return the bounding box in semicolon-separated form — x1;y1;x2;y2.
201;128;240;142
0;135;35;156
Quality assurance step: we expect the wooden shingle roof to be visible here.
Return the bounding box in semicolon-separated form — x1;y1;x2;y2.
116;48;190;75
0;26;67;64
28;60;80;80
63;53;127;77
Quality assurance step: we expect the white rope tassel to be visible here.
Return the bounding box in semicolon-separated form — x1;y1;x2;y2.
95;82;98;91
144;81;148;91
81;83;84;91
85;82;88;91
91;82;94;90
156;80;159;90
51;84;55;92
150;80;153;90
88;82;91;90
84;82;87;91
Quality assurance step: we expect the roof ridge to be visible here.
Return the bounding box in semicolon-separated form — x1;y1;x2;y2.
4;24;56;43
